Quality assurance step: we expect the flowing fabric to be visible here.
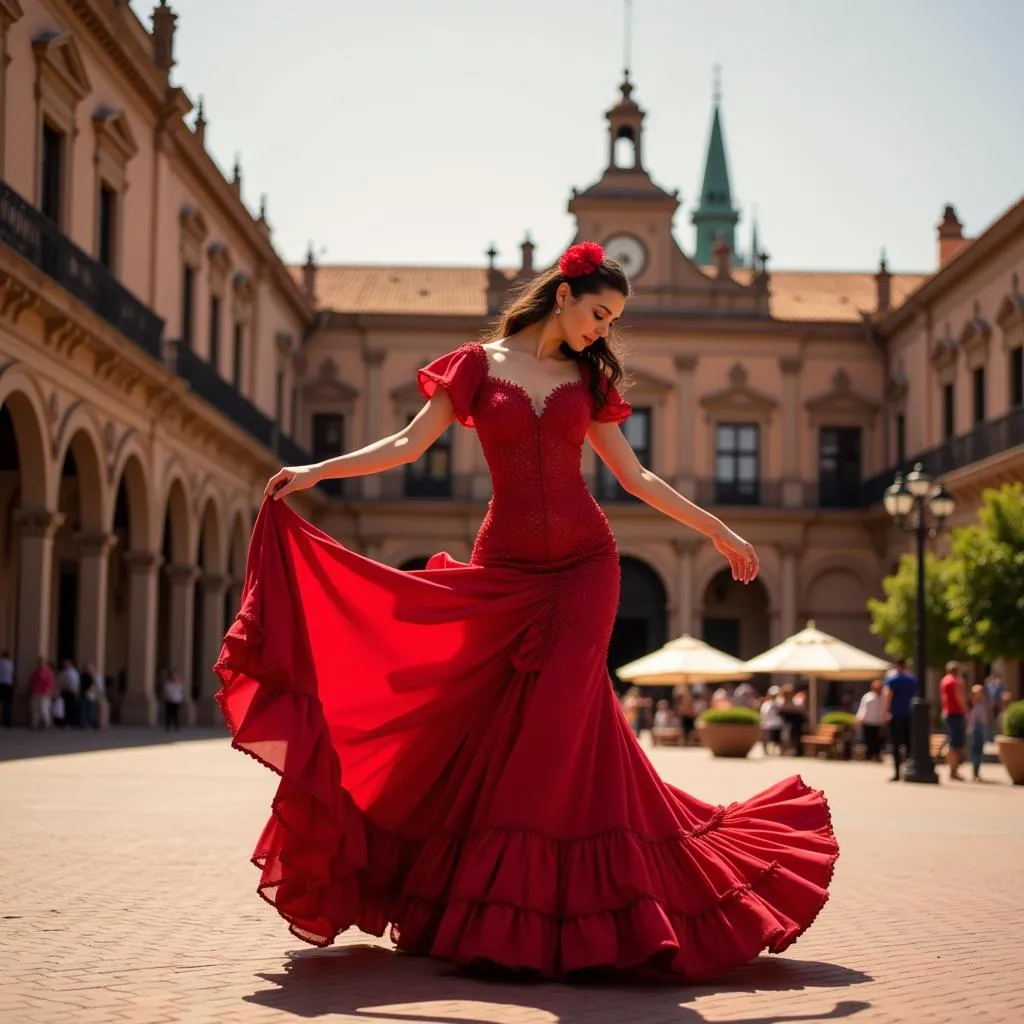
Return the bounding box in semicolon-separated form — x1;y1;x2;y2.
215;341;838;980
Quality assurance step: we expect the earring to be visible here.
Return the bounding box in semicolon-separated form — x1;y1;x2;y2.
555;307;562;316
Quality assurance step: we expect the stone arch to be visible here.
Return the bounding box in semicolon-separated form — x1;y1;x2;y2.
693;554;779;620
800;555;878;609
55;417;108;535
109;444;153;553
802;565;875;653
227;511;249;579
0;373;53;508
609;555;669;686
700;568;772;661
616;543;673;605
159;472;195;566
196;495;226;574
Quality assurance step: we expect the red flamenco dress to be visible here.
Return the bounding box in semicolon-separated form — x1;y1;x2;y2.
214;341;838;980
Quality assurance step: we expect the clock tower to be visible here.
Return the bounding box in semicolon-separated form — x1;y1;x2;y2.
567;75;769;316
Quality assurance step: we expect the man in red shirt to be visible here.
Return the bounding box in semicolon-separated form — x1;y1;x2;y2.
939;660;968;781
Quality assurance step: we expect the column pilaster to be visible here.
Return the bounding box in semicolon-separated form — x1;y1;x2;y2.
672;536;700;638
673;353;698;499
13;508;65;690
779;356;804;507
75;532;118;676
122;549;162;724
197;571;229;724
165;563;200;723
361;347;386;499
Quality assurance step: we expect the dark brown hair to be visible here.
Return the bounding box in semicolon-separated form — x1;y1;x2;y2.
488;258;631;410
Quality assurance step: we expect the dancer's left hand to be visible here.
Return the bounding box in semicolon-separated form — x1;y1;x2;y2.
712;527;760;584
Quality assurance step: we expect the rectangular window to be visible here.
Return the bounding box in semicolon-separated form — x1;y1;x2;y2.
972;366;986;426
596;407;651;500
41;122;64;225
819;426;862;507
312;414;345;498
1011;347;1023;408
181;265;196;349
274;370;285;424
942;382;955;440
894;412;906;464
713;422;760;505
98;182;117;269
231;322;244;389
208;295;221;371
405;414;453;497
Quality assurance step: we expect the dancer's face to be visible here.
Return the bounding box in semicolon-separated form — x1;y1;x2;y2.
556;286;627;353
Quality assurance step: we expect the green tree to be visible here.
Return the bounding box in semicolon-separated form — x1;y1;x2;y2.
947;482;1024;662
867;553;961;669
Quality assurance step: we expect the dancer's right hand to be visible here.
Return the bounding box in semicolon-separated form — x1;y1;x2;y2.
265;465;323;501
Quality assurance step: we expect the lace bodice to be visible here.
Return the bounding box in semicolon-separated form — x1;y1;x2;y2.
417;342;631;569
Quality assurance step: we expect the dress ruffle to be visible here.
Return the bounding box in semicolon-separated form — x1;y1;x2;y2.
215;500;838;980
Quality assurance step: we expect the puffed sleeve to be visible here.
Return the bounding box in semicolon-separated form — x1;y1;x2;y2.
591;380;632;425
416;342;485;427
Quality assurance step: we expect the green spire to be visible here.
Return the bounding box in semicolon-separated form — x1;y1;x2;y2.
749;214;760;269
692;67;739;265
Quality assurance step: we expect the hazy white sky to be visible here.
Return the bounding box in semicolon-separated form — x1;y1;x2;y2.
130;0;1022;274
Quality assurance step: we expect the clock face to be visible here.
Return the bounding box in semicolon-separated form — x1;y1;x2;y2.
605;234;647;278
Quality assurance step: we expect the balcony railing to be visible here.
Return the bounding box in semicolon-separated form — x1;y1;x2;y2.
0;178;164;360
165;341;311;462
862;404;1024;506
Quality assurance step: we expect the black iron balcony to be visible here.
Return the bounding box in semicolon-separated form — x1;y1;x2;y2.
862;404;1024;506
165;340;311;461
0;178;164;360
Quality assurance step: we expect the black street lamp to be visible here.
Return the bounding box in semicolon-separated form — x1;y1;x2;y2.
883;463;956;784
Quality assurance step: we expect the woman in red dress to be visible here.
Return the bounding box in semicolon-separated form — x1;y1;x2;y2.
215;241;838;980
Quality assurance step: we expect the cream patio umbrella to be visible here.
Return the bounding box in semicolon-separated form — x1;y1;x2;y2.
741;619;892;722
615;634;752;686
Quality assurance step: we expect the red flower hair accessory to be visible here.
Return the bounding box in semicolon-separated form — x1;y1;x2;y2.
559;241;605;278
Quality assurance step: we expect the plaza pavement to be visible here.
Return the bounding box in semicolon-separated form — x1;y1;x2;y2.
1;726;1021;1024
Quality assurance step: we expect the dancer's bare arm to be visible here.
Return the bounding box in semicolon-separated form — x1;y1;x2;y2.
588;420;759;584
266;393;455;499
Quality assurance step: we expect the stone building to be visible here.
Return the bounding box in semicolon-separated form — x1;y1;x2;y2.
1;2;1021;726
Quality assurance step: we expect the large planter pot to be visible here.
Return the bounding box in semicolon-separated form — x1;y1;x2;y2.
996;735;1024;785
697;721;761;758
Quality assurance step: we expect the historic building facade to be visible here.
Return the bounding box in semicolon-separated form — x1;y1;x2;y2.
1;2;1021;726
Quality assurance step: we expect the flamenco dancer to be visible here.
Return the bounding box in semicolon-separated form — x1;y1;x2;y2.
215;241;838;980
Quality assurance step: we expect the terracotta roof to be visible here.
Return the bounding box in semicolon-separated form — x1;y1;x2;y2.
293;264;931;324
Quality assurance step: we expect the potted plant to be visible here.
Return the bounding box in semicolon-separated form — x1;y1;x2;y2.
996;700;1024;785
821;710;859;760
696;706;762;758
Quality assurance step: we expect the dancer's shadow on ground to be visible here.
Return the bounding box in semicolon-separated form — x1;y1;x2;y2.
246;943;872;1024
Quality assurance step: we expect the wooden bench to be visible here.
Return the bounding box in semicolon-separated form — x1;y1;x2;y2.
802;724;841;759
652;726;684;746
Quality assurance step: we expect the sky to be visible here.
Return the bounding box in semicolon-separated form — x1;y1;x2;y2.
129;0;1024;275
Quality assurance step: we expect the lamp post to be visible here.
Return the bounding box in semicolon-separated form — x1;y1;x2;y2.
883;463;956;784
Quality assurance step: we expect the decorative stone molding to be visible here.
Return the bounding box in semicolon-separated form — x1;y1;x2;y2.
804;368;880;427
92;107;137;187
362;347;387;368
76;531;119;557
303;358;359;404
957;302;991;369
179;204;208;266
232;271;255;322
779;355;803;375
206;242;231;292
930;323;958;384
996;277;1024;350
165;562;200;586
274;330;293;358
886;369;909;405
673;353;698;373
0;2;23;176
32;30;91;119
699;363;777;424
624;365;673;397
13;507;65;539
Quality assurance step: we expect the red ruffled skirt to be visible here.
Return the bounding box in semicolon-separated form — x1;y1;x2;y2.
214;500;838;980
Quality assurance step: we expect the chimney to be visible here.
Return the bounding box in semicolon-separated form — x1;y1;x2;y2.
520;233;535;276
151;2;177;76
875;248;892;314
937;204;964;267
712;232;732;279
302;243;318;304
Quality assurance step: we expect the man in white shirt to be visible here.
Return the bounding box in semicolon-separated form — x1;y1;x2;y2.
0;650;14;728
57;660;81;729
857;678;886;761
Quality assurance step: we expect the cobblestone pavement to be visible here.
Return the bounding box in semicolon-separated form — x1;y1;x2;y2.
1;727;1021;1024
